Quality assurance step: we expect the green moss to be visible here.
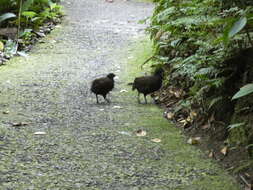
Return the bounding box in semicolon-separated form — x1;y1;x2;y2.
115;36;241;190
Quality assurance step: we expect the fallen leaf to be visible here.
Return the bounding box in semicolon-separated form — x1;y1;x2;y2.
120;89;128;93
201;124;210;129
208;150;214;158
136;129;147;137
166;112;174;120
2;111;9;114
186;116;192;122
221;146;228;156
12;122;29;127
34;131;46;135
190;111;197;118
154;30;164;40
187;137;201;145
151;138;161;143
118;131;131;136
169;89;174;94
178;119;188;127
174;90;181;98
113;106;122;109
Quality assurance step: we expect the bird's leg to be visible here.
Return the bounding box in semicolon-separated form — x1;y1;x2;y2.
96;94;99;104
137;92;141;104
103;95;110;103
144;95;147;104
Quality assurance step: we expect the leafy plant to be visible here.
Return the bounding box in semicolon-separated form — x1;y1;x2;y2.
0;13;16;24
148;0;253;151
232;83;253;100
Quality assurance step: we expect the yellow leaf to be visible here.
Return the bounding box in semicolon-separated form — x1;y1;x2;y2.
187;137;201;145
166;112;174;120
221;146;228;155
190;111;197;118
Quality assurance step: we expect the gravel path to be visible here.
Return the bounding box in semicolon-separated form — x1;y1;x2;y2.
0;0;241;189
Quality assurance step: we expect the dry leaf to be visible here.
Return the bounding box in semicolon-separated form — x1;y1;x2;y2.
136;129;147;137
166;112;174;120
174;91;181;98
186;116;192;122
187;137;201;145
34;131;46;135
201;124;210;129
169;89;174;94
151;138;161;143
208;150;214;158
209;113;215;123
118;131;131;136
113;106;122;109
154;30;164;40
221;146;228;155
12;122;29;127
190;111;197;118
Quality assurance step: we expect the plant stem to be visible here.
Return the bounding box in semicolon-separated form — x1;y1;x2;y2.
17;0;23;43
246;28;253;47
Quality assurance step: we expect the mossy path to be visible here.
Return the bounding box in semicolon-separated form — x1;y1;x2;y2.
0;0;241;189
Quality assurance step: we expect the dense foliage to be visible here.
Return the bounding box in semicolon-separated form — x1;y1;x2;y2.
149;0;253;154
0;0;62;61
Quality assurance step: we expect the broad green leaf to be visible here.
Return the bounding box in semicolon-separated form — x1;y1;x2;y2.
232;83;253;100
22;11;37;18
0;13;16;23
228;17;247;38
227;123;245;131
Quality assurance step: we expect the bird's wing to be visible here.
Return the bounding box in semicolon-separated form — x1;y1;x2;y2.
134;76;152;90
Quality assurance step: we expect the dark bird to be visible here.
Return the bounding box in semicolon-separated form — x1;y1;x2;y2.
91;73;116;103
129;68;164;104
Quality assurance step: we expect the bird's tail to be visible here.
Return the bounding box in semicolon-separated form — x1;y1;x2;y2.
127;82;136;91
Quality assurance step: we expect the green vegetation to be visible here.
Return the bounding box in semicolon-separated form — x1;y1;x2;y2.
119;37;240;190
148;0;253;158
0;0;62;61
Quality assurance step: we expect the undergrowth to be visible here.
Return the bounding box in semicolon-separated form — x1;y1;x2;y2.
148;0;253;163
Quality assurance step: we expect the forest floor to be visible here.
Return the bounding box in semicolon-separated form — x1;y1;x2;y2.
0;0;242;189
